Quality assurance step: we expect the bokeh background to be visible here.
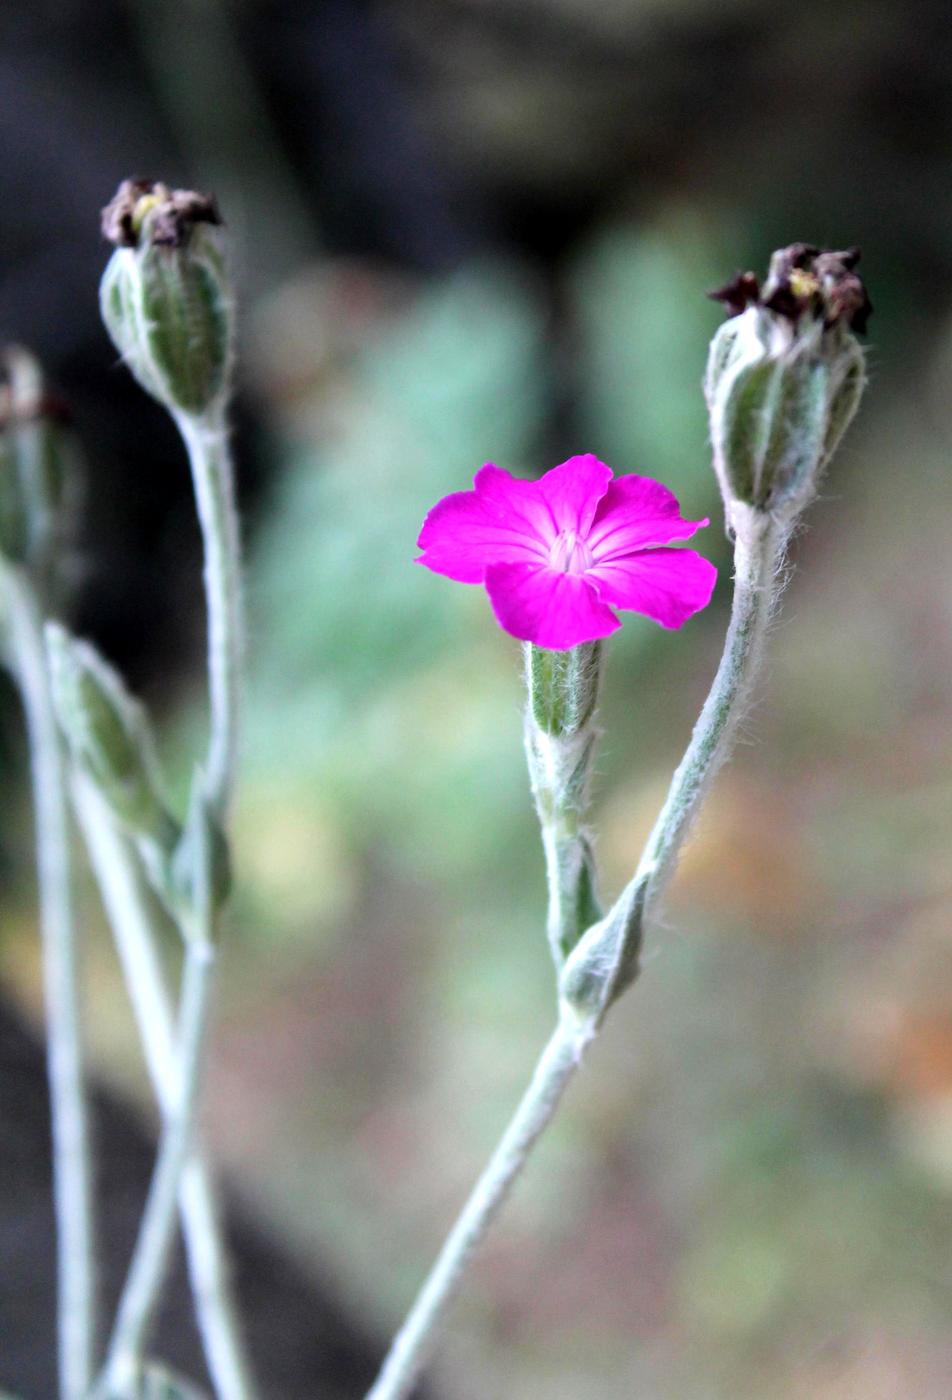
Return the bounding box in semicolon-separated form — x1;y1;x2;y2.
3;1;952;1396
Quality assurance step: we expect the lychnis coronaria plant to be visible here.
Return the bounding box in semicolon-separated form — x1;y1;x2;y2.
2;211;869;1400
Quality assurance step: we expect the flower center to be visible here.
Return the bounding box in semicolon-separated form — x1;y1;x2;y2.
548;529;593;575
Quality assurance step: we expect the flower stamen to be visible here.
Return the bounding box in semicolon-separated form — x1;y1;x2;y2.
548;529;593;575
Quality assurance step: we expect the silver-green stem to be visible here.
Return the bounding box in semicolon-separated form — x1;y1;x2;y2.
365;1011;589;1400
101;931;217;1393
640;509;786;908
73;772;256;1400
2;564;95;1400
175;409;243;820
563;507;789;1021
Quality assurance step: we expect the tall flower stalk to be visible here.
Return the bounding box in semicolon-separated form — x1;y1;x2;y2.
42;178;253;1396
0;349;95;1400
366;245;870;1400
95;178;245;1395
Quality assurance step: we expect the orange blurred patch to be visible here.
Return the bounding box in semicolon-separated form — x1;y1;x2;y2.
599;770;815;930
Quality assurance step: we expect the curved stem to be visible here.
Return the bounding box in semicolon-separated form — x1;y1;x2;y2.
640;511;786;906
365;1013;588;1400
3;565;95;1400
102;934;217;1393
73;772;256;1400
176;409;243;821
576;509;789;1016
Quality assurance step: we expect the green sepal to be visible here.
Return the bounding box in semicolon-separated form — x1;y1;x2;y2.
100;221;233;418
558;877;646;1023
45;622;180;847
706;300;866;520
526;641;601;736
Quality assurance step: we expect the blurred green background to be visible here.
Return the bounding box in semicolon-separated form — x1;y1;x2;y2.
3;1;952;1396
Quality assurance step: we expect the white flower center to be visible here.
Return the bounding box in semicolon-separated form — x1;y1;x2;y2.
549;529;593;575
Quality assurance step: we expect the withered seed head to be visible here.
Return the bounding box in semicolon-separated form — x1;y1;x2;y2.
708;243;871;334
708;271;760;318
101;178;221;250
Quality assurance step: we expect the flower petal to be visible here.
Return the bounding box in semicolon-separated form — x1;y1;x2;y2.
587;474;708;561
484;561;621;649
588;549;717;630
537;454;613;536
416;464;550;582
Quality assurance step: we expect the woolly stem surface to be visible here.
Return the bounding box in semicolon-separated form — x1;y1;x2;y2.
73;772;256;1400
2;564;95;1400
175;409;243;820
101;931;216;1393
365;1012;587;1400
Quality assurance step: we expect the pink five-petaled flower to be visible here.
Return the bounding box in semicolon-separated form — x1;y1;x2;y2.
416;454;716;650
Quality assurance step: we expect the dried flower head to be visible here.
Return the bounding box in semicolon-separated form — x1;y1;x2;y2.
101;178;221;251
709;243;872;334
99;178;232;417
705;244;869;524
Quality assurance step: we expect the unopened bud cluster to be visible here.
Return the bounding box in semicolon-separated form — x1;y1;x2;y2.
100;179;234;418
705;244;869;527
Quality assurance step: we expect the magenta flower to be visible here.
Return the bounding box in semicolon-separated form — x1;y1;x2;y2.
416;454;716;650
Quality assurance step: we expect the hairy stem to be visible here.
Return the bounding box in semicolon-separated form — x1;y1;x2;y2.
102;931;217;1392
2;564;95;1400
73;772;256;1400
562;507;789;1020
365;1012;588;1400
175;409;243;820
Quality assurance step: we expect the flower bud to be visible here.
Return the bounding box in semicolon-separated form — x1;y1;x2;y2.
0;346;77;576
558;882;643;1024
46;622;179;845
705;245;869;523
100;179;234;418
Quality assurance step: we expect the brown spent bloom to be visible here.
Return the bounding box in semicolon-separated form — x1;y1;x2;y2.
708;243;872;334
0;347;72;429
101;178;221;250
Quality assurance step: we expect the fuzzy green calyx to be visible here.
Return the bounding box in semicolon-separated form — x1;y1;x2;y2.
46;623;178;846
705;245;868;521
524;643;604;967
100;180;233;417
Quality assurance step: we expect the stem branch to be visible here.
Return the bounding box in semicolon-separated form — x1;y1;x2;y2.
73;772;255;1400
102;933;217;1392
3;564;95;1400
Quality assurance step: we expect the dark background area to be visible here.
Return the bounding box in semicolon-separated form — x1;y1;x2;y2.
4;2;952;1397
